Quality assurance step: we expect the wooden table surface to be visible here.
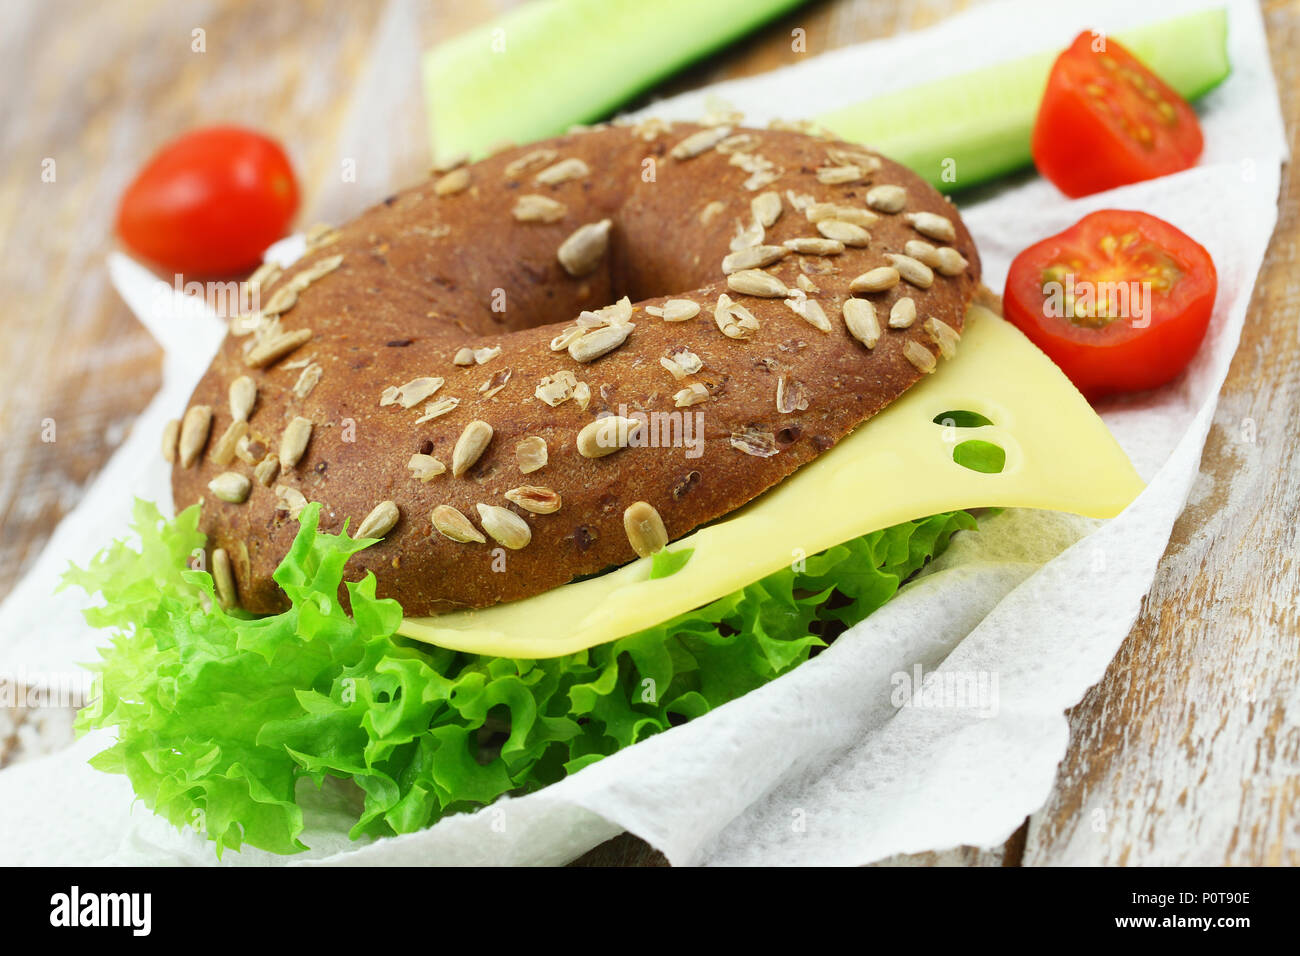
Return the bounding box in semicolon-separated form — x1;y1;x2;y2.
1;0;1296;866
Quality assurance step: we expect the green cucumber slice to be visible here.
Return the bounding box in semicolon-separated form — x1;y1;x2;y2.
424;0;809;166
815;7;1230;193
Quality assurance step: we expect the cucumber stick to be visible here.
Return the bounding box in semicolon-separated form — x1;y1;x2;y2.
424;0;809;166
816;7;1230;193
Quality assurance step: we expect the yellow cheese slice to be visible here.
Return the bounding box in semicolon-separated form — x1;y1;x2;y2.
398;305;1143;658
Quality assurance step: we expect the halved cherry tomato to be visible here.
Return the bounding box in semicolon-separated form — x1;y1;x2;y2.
116;126;299;276
1032;32;1203;197
1003;210;1216;400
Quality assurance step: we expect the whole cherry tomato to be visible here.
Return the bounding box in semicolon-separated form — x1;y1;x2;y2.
116;126;299;276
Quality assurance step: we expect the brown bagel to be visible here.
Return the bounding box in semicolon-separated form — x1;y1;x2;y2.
168;121;981;616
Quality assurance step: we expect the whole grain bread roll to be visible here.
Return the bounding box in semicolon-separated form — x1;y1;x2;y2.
168;121;981;615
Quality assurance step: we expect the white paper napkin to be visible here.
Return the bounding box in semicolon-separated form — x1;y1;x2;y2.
0;0;1284;866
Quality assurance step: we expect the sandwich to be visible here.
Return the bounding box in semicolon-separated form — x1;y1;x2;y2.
68;120;1144;855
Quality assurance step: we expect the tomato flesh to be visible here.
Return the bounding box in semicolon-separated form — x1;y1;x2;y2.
116;126;299;277
1032;32;1203;197
1003;210;1216;400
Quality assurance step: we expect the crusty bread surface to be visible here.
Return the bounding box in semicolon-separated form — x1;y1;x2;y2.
171;122;981;615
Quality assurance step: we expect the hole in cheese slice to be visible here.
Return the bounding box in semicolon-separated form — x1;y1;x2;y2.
398;305;1144;658
952;439;1007;474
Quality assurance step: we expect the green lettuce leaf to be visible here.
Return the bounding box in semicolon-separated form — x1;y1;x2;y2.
67;499;975;856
